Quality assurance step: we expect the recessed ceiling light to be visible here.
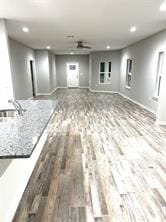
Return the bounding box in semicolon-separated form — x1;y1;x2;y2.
22;27;29;33
106;45;110;49
46;46;51;49
130;26;137;33
160;2;166;11
70;52;74;55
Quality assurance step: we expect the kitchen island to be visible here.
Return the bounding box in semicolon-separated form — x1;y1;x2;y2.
0;100;58;222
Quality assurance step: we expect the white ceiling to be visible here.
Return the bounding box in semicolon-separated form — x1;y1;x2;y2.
0;0;166;54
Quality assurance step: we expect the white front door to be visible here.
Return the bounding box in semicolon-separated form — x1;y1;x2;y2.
67;63;79;87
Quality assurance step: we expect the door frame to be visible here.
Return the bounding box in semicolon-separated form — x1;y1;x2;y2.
29;60;36;97
66;62;79;88
156;49;166;124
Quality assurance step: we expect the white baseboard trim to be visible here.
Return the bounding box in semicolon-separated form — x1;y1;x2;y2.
36;93;50;96
57;86;89;89
35;87;58;96
155;120;166;126
35;87;88;96
118;92;156;115
34;87;156;116
78;86;89;89
57;86;68;89
50;88;58;95
90;89;118;94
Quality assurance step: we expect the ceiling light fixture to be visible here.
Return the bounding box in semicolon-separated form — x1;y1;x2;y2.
160;2;166;11
106;45;110;49
22;27;29;33
47;46;51;49
70;52;74;55
130;26;137;33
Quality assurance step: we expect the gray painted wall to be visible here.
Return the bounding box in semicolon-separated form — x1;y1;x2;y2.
157;71;166;124
9;38;35;99
0;20;13;106
120;30;166;113
35;50;57;94
48;51;57;92
90;51;120;92
8;29;166;117
35;50;51;94
56;55;89;87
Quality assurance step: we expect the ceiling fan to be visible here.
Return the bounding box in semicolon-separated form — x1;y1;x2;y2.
76;41;91;49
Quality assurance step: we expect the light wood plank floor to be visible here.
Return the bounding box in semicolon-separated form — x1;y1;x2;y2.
13;89;166;222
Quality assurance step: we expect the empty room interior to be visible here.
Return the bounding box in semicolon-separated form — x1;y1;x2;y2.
0;0;166;222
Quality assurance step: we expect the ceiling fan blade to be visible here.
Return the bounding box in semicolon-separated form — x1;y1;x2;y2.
76;41;91;49
82;45;92;49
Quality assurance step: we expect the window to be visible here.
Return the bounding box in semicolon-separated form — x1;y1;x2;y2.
126;59;133;88
69;65;76;70
155;51;164;97
99;61;112;84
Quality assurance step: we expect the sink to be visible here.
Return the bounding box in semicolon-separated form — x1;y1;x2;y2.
0;109;26;122
0;110;18;118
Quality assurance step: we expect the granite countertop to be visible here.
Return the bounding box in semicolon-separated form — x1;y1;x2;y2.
0;100;58;159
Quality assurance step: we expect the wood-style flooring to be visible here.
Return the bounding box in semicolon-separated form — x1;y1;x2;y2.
13;89;166;222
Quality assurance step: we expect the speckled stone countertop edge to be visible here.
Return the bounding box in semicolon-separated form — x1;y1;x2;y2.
0;109;54;159
0;100;58;159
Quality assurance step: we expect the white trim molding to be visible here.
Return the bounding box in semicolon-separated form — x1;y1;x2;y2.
156;121;166;126
35;87;58;96
118;92;156;115
89;89;156;115
90;89;118;94
35;87;157;118
50;87;58;95
28;96;33;100
57;86;89;89
57;86;68;89
36;93;51;96
78;86;89;89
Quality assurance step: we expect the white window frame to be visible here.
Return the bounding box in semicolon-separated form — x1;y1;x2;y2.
126;59;133;88
154;51;165;98
99;61;112;84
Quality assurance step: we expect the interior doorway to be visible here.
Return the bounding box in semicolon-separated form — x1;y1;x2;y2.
29;60;36;97
66;63;79;87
